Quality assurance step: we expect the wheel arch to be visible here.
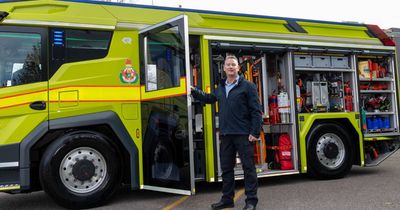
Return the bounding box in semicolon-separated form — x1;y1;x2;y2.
306;118;361;166
21;111;139;191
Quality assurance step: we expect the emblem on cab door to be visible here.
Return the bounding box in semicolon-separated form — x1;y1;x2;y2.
120;59;138;84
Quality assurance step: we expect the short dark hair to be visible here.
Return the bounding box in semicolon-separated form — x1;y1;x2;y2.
225;55;239;63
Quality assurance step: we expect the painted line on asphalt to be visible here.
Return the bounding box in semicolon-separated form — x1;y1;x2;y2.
162;196;189;210
234;188;245;202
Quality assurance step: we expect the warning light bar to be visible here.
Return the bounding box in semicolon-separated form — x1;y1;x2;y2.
366;24;396;46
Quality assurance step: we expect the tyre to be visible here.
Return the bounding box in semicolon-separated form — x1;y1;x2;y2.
307;123;354;179
150;141;178;183
39;130;122;209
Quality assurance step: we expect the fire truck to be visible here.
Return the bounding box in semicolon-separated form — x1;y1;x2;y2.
0;0;399;208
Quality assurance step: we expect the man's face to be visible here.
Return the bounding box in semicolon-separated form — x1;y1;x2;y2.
223;58;239;78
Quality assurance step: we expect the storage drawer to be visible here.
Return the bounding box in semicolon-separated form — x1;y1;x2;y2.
313;55;331;68
294;55;312;67
331;56;349;68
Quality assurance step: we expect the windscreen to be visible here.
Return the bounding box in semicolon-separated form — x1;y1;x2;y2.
0;32;43;87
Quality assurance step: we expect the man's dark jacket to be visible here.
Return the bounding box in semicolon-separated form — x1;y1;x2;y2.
192;75;262;137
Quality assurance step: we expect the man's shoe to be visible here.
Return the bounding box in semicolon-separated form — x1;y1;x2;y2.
211;201;234;209
243;203;256;210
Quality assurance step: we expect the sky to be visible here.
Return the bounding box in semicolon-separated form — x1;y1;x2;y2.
118;0;400;29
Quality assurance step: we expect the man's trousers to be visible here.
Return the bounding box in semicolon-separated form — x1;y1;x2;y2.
219;135;258;205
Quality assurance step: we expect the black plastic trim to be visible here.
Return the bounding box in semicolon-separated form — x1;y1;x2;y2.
19;111;139;190
49;111;139;189
285;20;307;33
0;143;20;186
365;29;376;38
0;11;8;22
19;122;49;188
0;143;19;163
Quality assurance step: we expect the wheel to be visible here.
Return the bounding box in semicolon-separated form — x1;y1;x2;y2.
39;130;122;209
151;141;178;183
307;123;354;179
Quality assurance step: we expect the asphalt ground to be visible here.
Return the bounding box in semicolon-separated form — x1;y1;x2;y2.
1;151;400;210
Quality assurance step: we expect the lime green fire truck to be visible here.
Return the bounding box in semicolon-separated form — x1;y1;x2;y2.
0;0;399;208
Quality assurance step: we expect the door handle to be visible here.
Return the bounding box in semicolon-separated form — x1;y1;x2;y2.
30;101;46;110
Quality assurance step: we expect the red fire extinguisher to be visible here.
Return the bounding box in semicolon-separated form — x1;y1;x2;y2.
344;82;353;112
277;133;293;170
269;94;280;124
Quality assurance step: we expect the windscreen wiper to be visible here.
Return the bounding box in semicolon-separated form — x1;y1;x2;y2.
0;11;9;22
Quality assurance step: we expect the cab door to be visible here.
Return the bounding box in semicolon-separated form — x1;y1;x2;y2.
0;25;48;189
139;15;195;195
0;26;48;145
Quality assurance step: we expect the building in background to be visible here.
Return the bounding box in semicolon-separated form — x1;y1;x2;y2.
385;28;400;70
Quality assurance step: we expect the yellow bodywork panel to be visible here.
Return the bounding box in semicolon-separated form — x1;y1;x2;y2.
0;82;48;145
299;22;374;40
298;112;364;172
0;0;383;44
5;1;116;27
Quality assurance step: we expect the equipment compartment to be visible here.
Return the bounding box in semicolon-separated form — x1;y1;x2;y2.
294;54;312;67
209;41;299;177
364;140;400;166
294;53;356;113
357;55;399;137
331;56;350;68
312;55;331;68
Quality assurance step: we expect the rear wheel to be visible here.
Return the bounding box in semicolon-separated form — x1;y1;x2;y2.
307;123;353;179
39;130;121;209
152;142;175;180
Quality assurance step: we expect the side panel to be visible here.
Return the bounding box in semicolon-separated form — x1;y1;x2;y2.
0;83;48;145
46;29;144;188
0;143;19;191
298;113;364;173
48;111;140;189
16;111;140;190
200;36;216;182
0;26;48;191
0;26;48;146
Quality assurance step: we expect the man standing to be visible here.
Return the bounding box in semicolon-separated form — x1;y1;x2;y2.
191;55;262;210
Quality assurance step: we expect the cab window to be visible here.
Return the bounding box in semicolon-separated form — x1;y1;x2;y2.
143;26;184;91
0;31;44;87
50;28;112;77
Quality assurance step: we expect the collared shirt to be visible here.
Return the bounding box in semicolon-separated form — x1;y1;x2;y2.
225;75;239;97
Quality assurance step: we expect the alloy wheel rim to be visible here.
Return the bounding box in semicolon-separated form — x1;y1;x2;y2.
59;147;107;194
316;133;345;169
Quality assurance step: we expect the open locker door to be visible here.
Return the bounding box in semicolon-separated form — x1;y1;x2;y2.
139;15;195;195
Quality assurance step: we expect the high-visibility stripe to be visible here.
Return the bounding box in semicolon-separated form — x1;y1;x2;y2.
0;102;32;110
48;85;140;91
141;92;187;101
0;89;47;100
49;86;141;102
0;79;189;109
140;77;187;101
0;85;140;100
49;100;140;103
0;91;47;110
